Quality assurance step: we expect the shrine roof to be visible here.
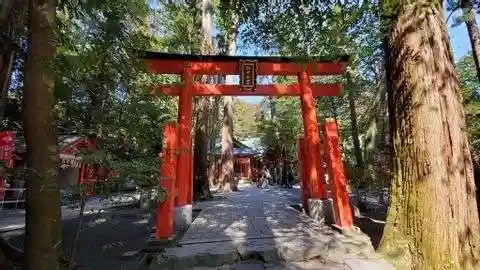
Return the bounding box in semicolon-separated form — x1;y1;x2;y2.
139;51;350;64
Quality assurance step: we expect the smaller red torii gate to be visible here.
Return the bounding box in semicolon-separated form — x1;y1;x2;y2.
141;52;353;239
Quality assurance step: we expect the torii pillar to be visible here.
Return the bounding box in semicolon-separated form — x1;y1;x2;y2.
174;64;193;230
298;71;327;199
156;122;178;239
322;119;353;228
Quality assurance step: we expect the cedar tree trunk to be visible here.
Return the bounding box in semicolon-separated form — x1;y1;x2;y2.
193;0;213;200
462;0;480;83
219;13;238;192
23;0;63;269
378;1;480;269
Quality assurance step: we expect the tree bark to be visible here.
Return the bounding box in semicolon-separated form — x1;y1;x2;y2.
378;2;480;269
268;97;281;185
207;115;216;186
462;0;480;83
23;0;63;269
219;14;239;192
220;96;235;190
207;96;220;186
193;97;212;199
193;0;213;200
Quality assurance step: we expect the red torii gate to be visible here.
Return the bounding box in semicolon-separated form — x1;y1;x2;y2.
141;52;353;239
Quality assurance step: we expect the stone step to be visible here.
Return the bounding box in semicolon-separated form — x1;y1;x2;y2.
148;233;387;270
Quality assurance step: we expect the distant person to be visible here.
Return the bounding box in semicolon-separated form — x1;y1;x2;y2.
281;169;288;188
281;169;293;188
287;170;295;188
256;169;263;188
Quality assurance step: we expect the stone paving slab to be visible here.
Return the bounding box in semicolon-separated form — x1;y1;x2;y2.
150;185;392;270
178;188;308;245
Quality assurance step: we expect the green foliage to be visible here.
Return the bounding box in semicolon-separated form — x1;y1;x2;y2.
275;98;303;158
241;0;368;56
456;54;480;165
233;99;260;140
152;1;202;54
256;97;302;160
49;0;178;197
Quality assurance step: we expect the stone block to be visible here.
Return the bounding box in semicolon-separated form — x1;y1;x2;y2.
284;261;349;270
276;239;310;261
344;258;394;270
174;204;193;231
150;242;240;270
308;199;334;224
232;261;266;270
235;238;280;263
145;235;176;252
191;266;230;270
264;263;286;270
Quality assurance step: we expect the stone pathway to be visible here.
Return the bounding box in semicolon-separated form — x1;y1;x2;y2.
150;185;392;270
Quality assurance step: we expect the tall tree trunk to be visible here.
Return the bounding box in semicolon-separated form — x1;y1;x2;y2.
461;0;480;172
363;73;390;186
193;0;213;200
207;97;218;186
378;2;480;269
23;0;62;269
462;0;480;83
268;97;280;185
193;97;211;199
220;97;235;190
346;72;364;182
207;96;219;186
219;14;238;191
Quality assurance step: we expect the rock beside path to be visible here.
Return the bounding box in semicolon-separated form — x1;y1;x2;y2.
188;258;392;270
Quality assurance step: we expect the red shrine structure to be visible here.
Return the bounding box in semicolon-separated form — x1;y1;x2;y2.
141;52;353;239
212;138;262;181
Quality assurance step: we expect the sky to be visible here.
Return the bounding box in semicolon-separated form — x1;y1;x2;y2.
449;11;479;60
